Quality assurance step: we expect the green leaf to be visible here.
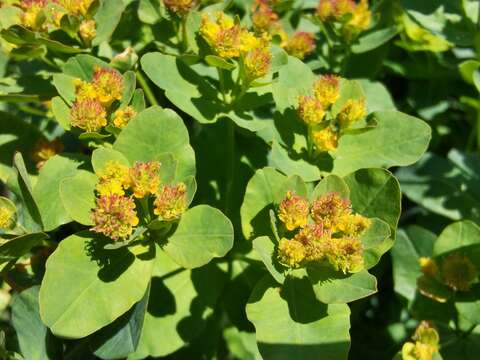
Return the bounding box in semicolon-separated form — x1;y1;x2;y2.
131;250;227;358
357;80;396;113
113;106;196;182
307;267;377;303
433;220;480;257
344;168;401;230
361;218;392;269
0;232;48;266
224;327;262;360
51;96;71;130
397;150;480;222
63;54;109;80
459;60;480;85
351;26;399;54
39;232;154;338
60;170;97;226
252;236;285;284
11;286;62;360
32;155;80;232
205;55;236;70
331;111;431;176
91;147;130;174
13;152;43;232
310;175;349;201
331;80;365;116
120;71;136;107
91;286;149;360
162;205;233;269
52;74;77;105
92;0;126;46
0;196;16;228
246;276;351;360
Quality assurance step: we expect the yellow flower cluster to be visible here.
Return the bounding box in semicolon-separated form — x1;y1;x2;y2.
420;253;478;293
31;138;64;169
70;66;128;133
402;322;440;360
16;0;97;42
298;74;367;152
0;206;14;230
251;0;316;59
316;0;371;41
200;11;272;80
91;160;187;240
276;191;371;272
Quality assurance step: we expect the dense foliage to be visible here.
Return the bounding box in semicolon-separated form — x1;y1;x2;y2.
0;0;478;359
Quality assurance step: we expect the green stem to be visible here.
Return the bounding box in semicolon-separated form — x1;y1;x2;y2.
217;68;228;103
136;71;159;106
476;110;480;154
224;119;235;218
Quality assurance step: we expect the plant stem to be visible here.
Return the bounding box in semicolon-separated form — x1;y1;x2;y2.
217;68;228;103
224;119;235;218
476;109;480;154
136;70;159;106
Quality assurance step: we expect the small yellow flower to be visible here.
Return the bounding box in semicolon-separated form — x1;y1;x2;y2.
70;99;107;132
32;138;64;169
113;106;137;129
91;194;139;240
0;206;14;230
402;321;440;360
324;236;364;273
96;161;130;196
284;32;316;60
163;0;197;14
244;48;272;81
441;253;477;292
278;191;309;231
345;0;371;38
129;161;161;198
154;183;188;221
79;20;97;43
298;96;325;126
58;0;95;16
316;0;335;21
337;98;367;129
20;0;48;31
313;74;341;107
312;127;338;152
418;257;439;278
74;79;98;101
92;66;124;107
310;192;351;229
278;238;305;268
335;213;372;236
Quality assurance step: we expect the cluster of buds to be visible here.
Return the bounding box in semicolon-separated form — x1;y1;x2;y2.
163;0;197;15
401;321;440;360
316;0;372;41
31;138;64;169
70;66;135;133
91;160;187;240
297;74;367;152
419;253;478;293
251;1;316;59
200;11;272;81
0;204;15;230
15;0;97;43
276;191;371;272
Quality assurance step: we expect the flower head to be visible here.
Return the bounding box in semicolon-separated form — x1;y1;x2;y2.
32;138;64;169
244;48;272;81
284;32;316;60
294;223;329;262
0;205;14;230
344;0;371;39
310;192;351;229
163;0;197;14
313;74;341;108
278;191;309;231
96;161;130;196
324;236;364;273
298;95;325;126
91;194;139;240
337;98;366;129
278;238;305;268
70;99;107;132
92;66;124;107
252;0;278;32
58;0;95;16
74;79;98;101
335;213;371;236
129;161;161;198
402;321;440;360
79;20;96;43
316;0;335;21
20;0;48;30
113;106;137;129
441;253;477;292
154;183;188;221
312;127;338;152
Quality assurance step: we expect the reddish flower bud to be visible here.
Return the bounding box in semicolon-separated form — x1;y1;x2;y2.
70;99;107;132
154;183;188;221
